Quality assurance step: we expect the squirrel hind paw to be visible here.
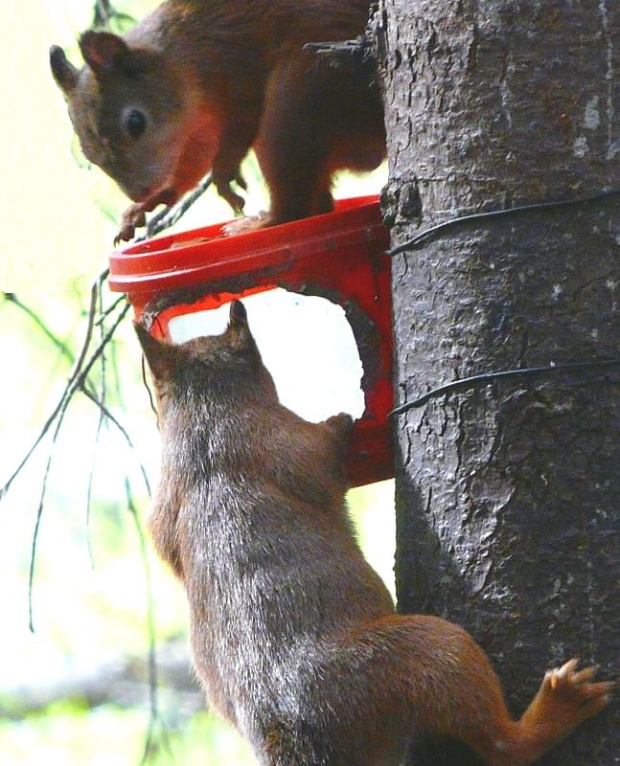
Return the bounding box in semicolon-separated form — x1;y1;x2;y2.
542;659;613;719
222;212;271;237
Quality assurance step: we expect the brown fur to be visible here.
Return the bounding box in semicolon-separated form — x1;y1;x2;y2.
135;301;612;766
49;0;385;241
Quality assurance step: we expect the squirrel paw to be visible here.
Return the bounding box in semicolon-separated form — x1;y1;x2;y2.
537;659;613;727
115;204;146;245
214;173;247;214
222;212;271;236
114;189;178;245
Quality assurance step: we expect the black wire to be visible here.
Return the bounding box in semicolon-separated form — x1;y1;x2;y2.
389;188;620;256
390;359;620;417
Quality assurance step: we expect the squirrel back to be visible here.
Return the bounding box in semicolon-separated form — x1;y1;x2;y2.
136;301;612;766
135;301;395;729
50;0;385;241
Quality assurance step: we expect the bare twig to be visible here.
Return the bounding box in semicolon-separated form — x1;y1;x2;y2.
124;479;172;764
5;157;205;748
109;316;126;404
80;386;151;496
141;357;158;419
70;303;132;413
92;0;134;29
0;285;101;500
26;279;124;629
96;294;127;325
86;285;108;567
2;278;132;519
2;291;106;412
2;292;75;366
143;175;213;240
4;220;182;760
28;392;74;632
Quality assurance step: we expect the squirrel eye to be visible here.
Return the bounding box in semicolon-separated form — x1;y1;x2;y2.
124;108;147;139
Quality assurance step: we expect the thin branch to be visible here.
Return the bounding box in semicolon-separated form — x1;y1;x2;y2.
111;329;127;410
2;284;99;500
26;279;110;629
141;357;158;419
85;409;105;569
96;294;127;325
86;285;108;567
28;392;74;632
72;302;131;409
80;386;151;496
5;293;106;415
92;0;134;29
124;478;172;765
1;284;127;501
2;292;75;366
143;175;213;240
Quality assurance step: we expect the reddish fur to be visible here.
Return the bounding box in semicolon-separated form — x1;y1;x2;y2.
135;304;612;766
50;0;385;242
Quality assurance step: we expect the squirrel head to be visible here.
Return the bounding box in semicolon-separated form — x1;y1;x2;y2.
49;31;212;203
135;301;279;422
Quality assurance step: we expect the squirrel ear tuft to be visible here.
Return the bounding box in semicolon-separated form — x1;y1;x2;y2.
79;30;130;77
50;46;78;93
228;300;248;326
134;323;177;381
227;300;260;353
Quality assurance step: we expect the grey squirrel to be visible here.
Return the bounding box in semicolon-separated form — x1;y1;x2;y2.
134;300;612;766
49;0;385;242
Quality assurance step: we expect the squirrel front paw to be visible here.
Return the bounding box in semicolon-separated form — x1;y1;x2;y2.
213;171;247;214
115;203;147;244
114;189;178;244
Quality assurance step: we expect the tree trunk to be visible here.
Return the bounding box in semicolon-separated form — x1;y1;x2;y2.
377;0;619;763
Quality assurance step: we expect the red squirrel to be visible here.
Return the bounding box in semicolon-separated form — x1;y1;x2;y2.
135;300;612;766
49;0;385;242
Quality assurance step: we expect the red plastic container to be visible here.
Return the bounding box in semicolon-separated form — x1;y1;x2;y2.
109;196;393;486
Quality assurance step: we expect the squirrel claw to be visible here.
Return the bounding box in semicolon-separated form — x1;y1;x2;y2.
213;173;246;213
219;187;246;214
540;659;613;723
115;204;146;245
114;189;178;244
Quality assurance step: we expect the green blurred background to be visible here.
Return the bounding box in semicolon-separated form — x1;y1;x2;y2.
0;1;391;763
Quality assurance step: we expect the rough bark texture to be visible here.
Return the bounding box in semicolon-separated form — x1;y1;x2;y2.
378;1;619;763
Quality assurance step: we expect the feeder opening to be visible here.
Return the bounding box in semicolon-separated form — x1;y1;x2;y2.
167;288;365;423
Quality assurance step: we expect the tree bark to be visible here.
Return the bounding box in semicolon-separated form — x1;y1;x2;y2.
378;0;619;763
